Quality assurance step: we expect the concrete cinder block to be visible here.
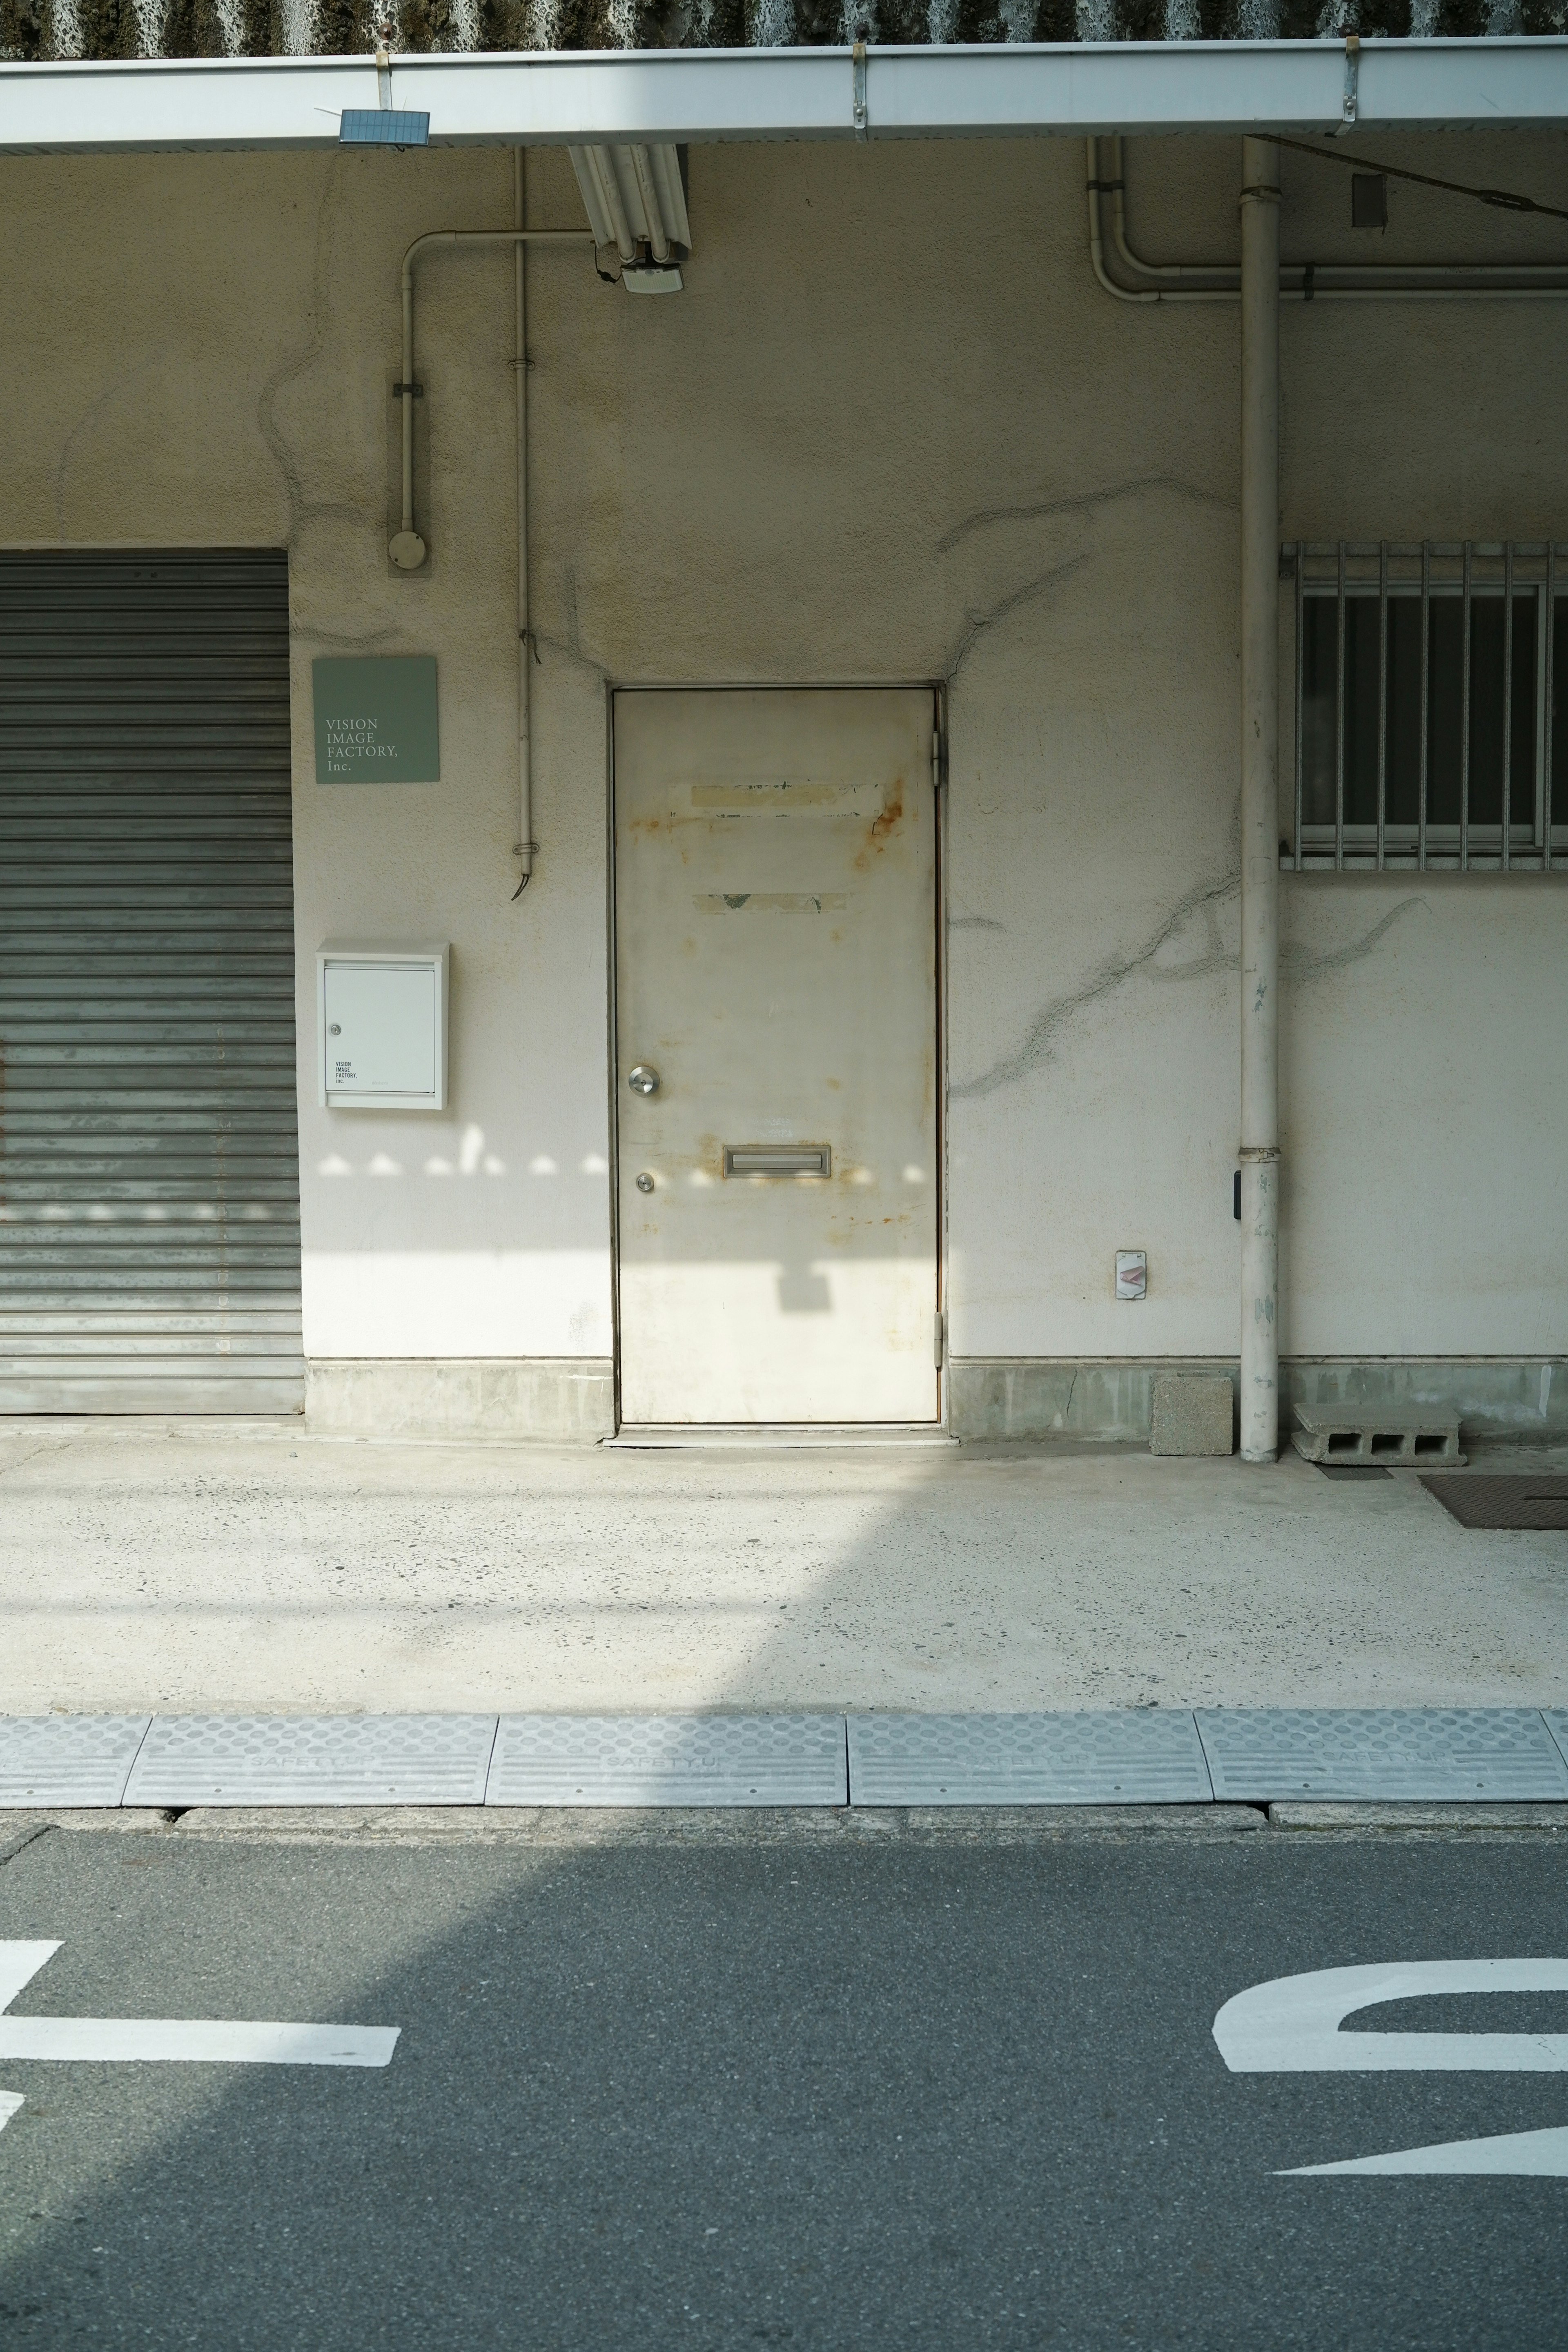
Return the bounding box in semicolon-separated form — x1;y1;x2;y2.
1291;1405;1463;1466
1150;1373;1235;1457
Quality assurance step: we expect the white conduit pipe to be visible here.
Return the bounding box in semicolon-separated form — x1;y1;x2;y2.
1238;135;1280;1465
1088;137;1568;302
389;208;595;896
513;147;533;895
392;223;592;567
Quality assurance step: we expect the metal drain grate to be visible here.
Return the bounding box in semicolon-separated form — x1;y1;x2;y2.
1197;1707;1568;1801
1421;1474;1568;1529
0;1715;151;1807
846;1711;1214;1805
486;1715;849;1806
122;1715;499;1807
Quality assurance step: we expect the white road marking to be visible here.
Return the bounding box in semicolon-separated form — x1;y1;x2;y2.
0;1940;398;2134
1214;1959;1568;2179
1284;2124;1568;2177
1213;1960;1568;2072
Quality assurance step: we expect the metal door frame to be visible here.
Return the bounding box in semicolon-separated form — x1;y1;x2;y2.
604;679;948;1434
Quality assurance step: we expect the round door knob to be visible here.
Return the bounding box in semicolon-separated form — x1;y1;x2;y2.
627;1065;660;1096
635;1172;655;1194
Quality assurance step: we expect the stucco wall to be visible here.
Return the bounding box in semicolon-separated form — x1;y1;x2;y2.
6;128;1566;1384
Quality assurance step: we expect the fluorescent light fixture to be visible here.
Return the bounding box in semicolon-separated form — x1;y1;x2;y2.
569;142;690;290
623;263;684;294
340;108;430;147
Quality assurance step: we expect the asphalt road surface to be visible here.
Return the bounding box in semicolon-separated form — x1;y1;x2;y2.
1;1816;1565;2349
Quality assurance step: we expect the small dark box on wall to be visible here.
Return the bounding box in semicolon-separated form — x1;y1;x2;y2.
1351;174;1388;231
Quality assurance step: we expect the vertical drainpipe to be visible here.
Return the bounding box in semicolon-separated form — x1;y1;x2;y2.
513;147;535;896
1238;136;1281;1463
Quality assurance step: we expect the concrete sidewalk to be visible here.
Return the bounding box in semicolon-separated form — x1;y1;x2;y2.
2;1420;1566;1716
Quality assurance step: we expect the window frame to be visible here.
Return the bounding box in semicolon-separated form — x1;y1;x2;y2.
1285;541;1564;874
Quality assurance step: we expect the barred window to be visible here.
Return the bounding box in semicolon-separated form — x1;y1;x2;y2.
1287;543;1568;872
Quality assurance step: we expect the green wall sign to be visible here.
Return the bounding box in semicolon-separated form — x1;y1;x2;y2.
313;655;440;783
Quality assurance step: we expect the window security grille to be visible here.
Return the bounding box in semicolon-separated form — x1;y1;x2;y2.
1286;542;1568;873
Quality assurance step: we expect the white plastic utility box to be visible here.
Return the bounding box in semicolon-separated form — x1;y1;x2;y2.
317;943;448;1111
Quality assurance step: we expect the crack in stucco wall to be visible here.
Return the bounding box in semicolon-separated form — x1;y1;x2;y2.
954;889;1432;1102
1282;895;1428;982
256;158;395;651
53;361;155;540
946;553;1089;679
952;872;1239;1098
938;474;1233;677
938;473;1236;557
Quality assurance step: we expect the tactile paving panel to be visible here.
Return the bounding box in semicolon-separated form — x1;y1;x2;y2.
846;1711;1214;1805
123;1715;498;1807
0;1716;151;1807
486;1715;849;1806
1197;1708;1568;1802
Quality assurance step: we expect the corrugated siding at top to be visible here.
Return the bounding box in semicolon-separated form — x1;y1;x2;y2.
0;550;303;1414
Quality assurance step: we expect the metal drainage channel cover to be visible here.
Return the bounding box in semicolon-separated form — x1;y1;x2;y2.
1421;1474;1568;1529
486;1715;849;1807
0;1716;153;1808
122;1716;499;1808
845;1711;1214;1805
1196;1708;1568;1802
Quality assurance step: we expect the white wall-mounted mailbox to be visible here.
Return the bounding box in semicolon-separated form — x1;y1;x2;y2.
317;942;448;1111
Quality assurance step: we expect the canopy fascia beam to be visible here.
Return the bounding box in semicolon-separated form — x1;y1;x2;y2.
3;38;1568;156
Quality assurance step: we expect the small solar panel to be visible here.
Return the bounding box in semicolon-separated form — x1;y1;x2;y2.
339;109;430;147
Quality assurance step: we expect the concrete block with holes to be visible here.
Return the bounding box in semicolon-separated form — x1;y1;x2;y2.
1291;1405;1465;1468
1149;1374;1235;1457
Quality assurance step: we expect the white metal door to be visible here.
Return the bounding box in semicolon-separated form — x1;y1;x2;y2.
614;688;939;1425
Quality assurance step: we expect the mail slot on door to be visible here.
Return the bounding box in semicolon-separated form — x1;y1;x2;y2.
723;1145;832;1178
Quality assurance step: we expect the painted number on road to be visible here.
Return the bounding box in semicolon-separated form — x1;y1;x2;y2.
1214;1960;1568;2175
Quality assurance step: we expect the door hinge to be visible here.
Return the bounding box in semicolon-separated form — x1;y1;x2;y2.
931;728;944;793
933;1307;946;1370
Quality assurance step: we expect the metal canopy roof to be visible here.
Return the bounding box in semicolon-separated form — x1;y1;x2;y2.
3;38;1568;155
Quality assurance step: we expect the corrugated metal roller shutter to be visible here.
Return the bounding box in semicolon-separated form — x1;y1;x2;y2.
0;550;303;1413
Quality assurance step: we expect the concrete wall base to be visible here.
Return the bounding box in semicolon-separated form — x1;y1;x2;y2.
950;1359;1568;1446
306;1359;615;1443
305;1356;1567;1448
